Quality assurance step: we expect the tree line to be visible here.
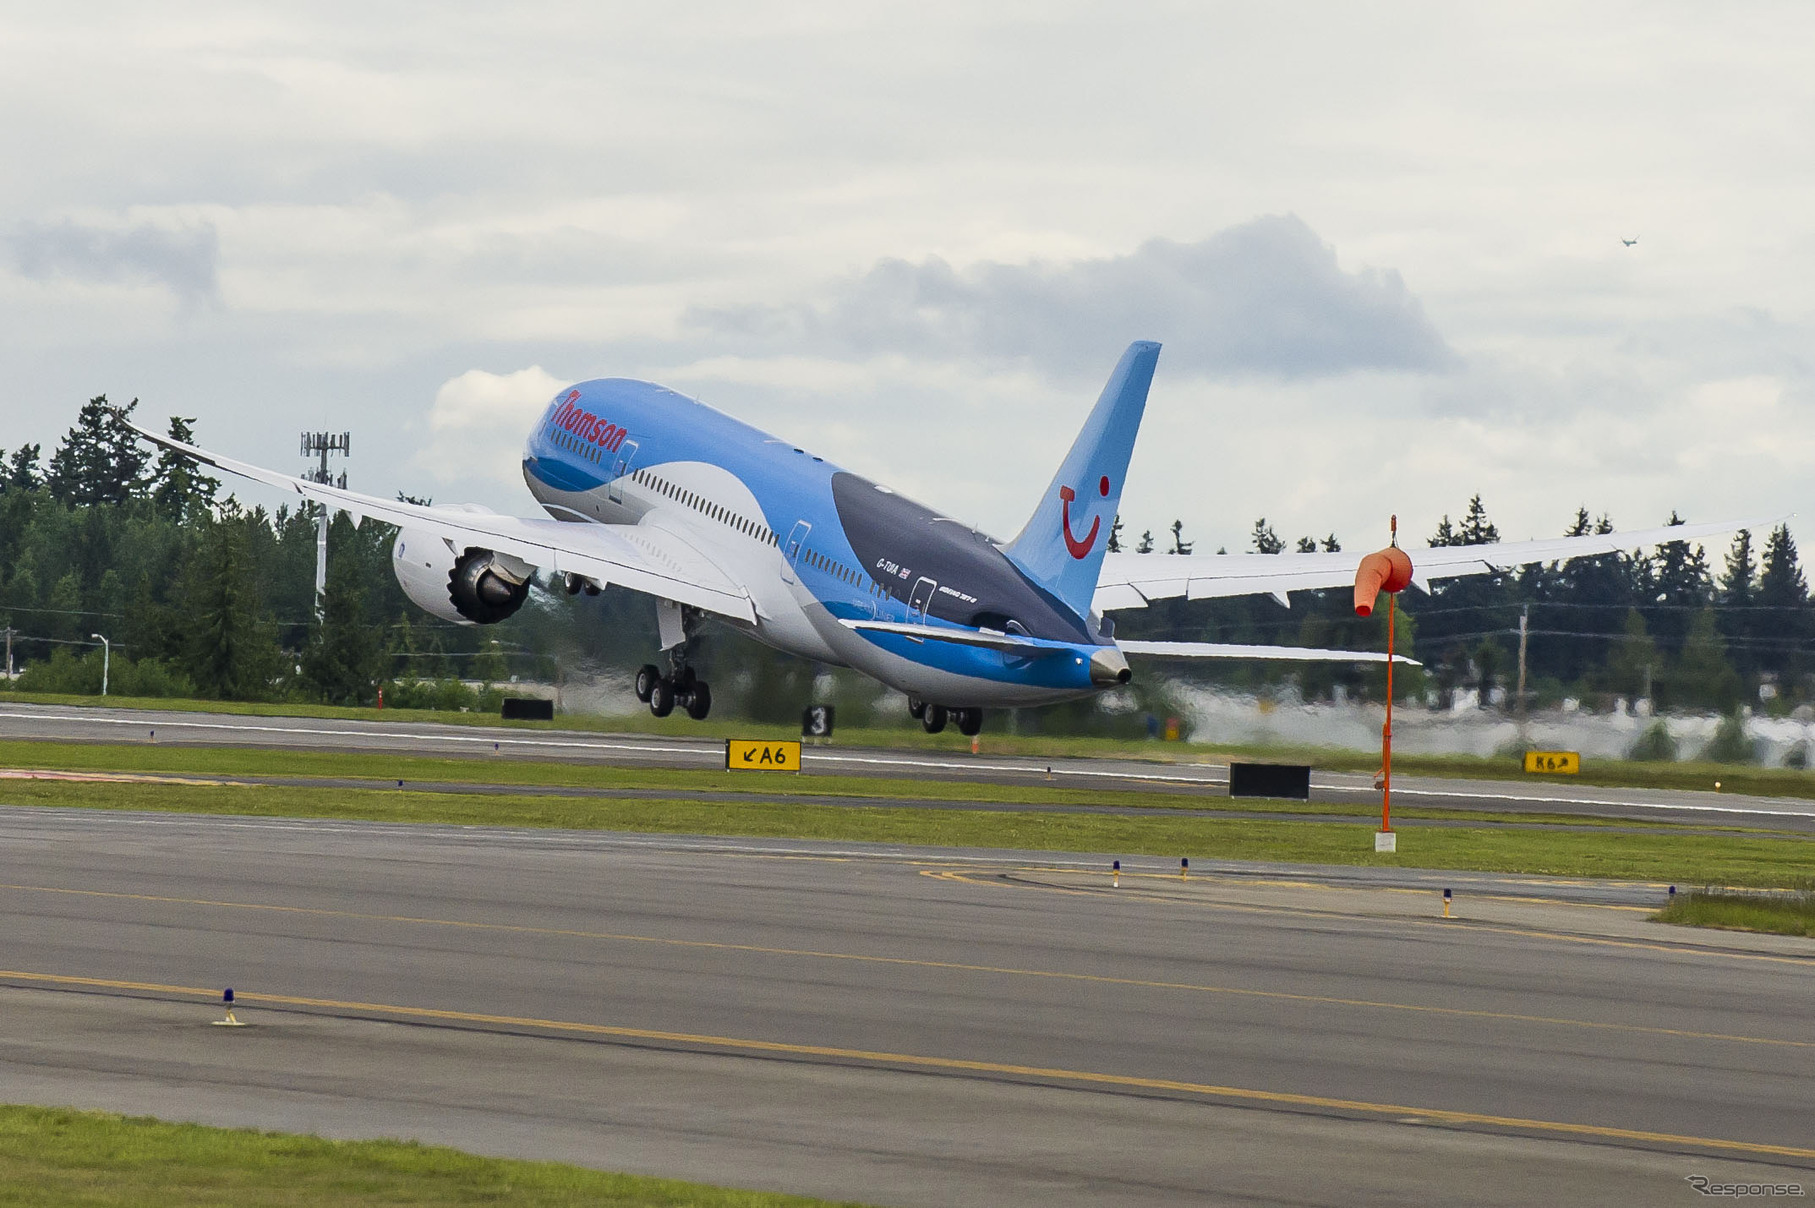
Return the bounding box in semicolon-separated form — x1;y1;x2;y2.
6;397;1806;725
1115;495;1812;717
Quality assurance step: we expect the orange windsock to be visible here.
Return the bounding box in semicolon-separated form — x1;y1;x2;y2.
1353;546;1414;617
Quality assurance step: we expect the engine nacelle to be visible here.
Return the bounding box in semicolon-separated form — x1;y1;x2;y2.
392;527;533;625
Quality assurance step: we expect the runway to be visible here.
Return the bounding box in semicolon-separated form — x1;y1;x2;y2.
4;701;1815;828
0;805;1808;1206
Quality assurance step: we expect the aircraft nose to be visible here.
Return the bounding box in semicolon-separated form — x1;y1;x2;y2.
1089;647;1131;687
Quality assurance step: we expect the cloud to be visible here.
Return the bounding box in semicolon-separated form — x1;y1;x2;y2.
8;219;221;306
413;365;568;492
685;215;1456;379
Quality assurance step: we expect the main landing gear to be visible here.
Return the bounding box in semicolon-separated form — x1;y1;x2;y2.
908;697;982;736
636;662;712;721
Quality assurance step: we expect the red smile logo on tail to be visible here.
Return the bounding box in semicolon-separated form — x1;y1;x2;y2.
1060;475;1112;559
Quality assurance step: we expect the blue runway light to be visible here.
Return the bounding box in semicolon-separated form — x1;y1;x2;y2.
214;987;245;1026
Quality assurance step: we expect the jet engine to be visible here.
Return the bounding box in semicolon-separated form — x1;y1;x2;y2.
392;527;534;625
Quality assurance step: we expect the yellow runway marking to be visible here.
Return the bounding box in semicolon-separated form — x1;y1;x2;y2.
0;880;1806;1051
930;868;1815;967
0;966;1809;1163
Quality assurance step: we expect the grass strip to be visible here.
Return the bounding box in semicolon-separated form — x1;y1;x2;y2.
0;1103;861;1207
2;779;1811;888
1654;888;1815;937
9;688;1815;797
0;741;1758;831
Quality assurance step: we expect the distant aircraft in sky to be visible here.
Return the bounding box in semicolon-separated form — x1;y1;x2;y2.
133;344;1744;734
1623;237;1639;246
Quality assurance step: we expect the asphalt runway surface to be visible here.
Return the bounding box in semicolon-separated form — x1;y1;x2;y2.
4;702;1815;831
0;805;1810;1206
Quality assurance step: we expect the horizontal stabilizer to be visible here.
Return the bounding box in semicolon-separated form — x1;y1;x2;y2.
839;619;1073;658
1118;639;1419;666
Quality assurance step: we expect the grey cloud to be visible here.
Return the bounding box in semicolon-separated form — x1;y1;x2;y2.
687;215;1456;379
9;220;221;306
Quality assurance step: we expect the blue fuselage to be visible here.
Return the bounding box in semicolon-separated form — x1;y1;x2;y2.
520;379;1119;708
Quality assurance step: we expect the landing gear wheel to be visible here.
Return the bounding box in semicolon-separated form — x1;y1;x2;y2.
635;664;661;703
922;704;947;734
956;707;982;737
907;697;927;720
685;681;712;721
648;677;676;718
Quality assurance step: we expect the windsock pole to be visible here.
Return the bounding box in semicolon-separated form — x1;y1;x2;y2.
1381;515;1402;835
1352;519;1413;852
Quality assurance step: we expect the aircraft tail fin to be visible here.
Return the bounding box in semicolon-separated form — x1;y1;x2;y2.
1003;341;1160;619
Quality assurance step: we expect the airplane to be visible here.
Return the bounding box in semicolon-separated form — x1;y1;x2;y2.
131;342;1749;735
1623;238;1639;247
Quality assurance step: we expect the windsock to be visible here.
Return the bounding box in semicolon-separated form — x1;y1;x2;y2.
1353;547;1414;617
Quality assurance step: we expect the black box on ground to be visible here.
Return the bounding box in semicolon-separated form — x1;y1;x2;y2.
501;697;555;721
1228;762;1311;800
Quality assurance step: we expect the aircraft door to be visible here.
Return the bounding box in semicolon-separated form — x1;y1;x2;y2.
608;441;639;504
908;576;937;623
782;520;811;584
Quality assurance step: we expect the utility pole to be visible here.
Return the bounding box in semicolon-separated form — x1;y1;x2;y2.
89;633;109;697
1516;604;1529;726
300;432;351;613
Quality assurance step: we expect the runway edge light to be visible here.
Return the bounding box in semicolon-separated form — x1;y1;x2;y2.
1112;859;1120;888
1443;887;1452;919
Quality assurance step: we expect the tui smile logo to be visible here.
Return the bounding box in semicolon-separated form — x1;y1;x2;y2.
1060;475;1111;559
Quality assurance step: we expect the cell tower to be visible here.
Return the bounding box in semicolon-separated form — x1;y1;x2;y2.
301;431;351;610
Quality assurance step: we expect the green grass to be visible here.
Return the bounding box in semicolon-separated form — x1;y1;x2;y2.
7;686;1815;797
1654;887;1815;936
0;1104;862;1206
0;738;1737;829
1;777;1810;888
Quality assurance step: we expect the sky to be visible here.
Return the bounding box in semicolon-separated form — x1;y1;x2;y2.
3;2;1813;557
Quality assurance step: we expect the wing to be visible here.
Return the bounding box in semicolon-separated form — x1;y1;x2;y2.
1092;517;1772;613
130;422;756;623
1118;640;1416;666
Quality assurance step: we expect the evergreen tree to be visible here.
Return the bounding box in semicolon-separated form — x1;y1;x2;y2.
1605;608;1661;702
1106;514;1123;554
1295;536;1317;553
1670;607;1741;712
1250;518;1284;555
46;396;151;506
1758;525;1808;607
472;638;509;684
1428;515;1458;547
1168;520;1193;555
1720;530;1756;605
301;551;385;705
1756;524;1809;685
1321;534;1341;553
182;513;283;700
1457;495;1499;545
5;445;41;492
1136;529;1154;554
1718;529;1758;683
149;417;219;523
